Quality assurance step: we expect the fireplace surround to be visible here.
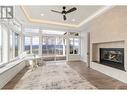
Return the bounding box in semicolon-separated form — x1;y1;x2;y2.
100;48;125;71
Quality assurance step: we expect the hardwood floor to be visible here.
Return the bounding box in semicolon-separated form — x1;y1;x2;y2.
2;61;127;89
67;61;127;89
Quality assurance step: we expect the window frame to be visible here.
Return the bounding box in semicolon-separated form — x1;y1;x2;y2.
69;37;80;55
24;36;31;54
24;36;40;55
32;36;39;55
0;24;2;63
0;20;22;66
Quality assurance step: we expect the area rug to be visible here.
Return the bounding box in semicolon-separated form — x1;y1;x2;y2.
14;61;97;89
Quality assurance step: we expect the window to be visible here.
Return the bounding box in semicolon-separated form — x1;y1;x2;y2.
0;25;2;62
9;30;14;60
69;38;80;54
56;37;64;55
24;36;31;54
0;20;21;64
42;36;66;57
32;36;39;54
10;31;20;59
15;33;19;57
69;38;74;54
47;37;55;55
74;38;79;54
24;36;39;55
42;37;48;55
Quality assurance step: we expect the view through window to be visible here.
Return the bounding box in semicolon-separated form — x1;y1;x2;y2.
15;33;19;57
24;36;31;54
32;36;39;54
69;38;80;54
10;30;14;60
42;30;66;61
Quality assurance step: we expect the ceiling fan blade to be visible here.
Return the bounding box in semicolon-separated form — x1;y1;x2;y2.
63;15;66;20
51;10;62;14
66;7;77;14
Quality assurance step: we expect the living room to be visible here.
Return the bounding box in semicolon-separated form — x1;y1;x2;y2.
0;1;127;94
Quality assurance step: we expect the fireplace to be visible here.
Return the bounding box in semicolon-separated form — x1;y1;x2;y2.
100;48;125;70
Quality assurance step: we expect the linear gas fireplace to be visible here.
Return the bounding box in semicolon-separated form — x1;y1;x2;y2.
100;48;125;71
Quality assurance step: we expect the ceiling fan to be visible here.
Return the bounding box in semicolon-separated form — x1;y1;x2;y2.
51;6;77;21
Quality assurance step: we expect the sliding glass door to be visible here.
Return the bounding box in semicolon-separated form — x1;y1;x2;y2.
55;37;66;60
42;36;66;61
42;36;56;61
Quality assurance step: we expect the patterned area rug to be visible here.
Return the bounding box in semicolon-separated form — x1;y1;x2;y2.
14;61;97;89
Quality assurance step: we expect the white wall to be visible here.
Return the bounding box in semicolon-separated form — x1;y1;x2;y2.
80;31;89;63
68;54;81;61
0;61;26;89
89;6;127;84
91;61;127;84
2;25;9;63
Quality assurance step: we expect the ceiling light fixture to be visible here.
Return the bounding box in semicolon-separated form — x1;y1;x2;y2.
72;19;75;22
40;13;44;16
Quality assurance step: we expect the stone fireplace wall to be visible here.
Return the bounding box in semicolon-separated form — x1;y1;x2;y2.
89;6;127;83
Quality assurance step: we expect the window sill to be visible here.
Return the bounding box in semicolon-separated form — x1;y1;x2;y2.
0;57;20;68
0;57;25;75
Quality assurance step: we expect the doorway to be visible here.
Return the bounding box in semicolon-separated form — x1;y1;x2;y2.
42;36;66;61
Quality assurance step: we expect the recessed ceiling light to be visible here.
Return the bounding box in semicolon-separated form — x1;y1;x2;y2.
41;13;44;16
72;19;75;22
